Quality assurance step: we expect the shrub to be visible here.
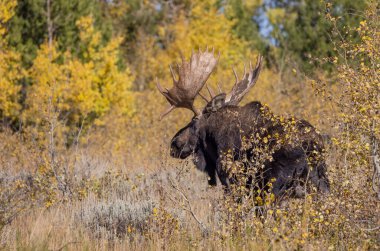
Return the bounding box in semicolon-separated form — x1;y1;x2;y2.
76;197;154;239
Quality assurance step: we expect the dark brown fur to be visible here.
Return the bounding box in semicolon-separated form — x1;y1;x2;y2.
170;97;330;197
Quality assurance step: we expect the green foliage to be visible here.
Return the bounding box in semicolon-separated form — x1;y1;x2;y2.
266;0;367;72
224;0;266;51
7;0;113;66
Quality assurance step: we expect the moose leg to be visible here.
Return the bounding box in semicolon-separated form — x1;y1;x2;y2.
215;158;230;189
302;141;330;194
306;148;330;193
193;149;217;186
269;147;309;198
309;161;330;193
206;166;217;186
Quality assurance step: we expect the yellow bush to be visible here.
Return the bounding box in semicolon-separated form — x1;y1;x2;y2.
0;0;23;120
24;16;135;144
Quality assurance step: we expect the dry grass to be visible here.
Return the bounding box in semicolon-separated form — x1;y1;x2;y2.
0;139;378;250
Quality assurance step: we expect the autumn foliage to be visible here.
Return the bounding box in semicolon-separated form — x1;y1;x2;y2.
0;0;379;250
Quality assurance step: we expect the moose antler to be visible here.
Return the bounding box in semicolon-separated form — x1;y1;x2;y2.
225;55;263;105
157;47;219;119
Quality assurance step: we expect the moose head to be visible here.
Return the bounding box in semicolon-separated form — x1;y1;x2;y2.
157;47;262;162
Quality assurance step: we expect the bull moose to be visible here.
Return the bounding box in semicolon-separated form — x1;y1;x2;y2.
157;48;330;197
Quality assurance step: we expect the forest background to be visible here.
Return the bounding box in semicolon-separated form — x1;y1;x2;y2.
0;0;379;249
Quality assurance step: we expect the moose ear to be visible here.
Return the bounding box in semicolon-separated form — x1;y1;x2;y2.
204;93;226;113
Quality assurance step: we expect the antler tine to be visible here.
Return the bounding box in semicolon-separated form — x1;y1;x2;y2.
179;50;185;62
225;54;263;106
232;67;239;84
157;48;219;119
169;65;177;83
160;105;175;120
206;84;215;99
156;79;175;104
256;55;263;69
217;82;224;94
156;78;164;93
156;78;167;95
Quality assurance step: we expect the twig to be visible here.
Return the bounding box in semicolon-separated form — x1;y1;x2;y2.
360;226;380;232
167;177;209;235
370;125;380;200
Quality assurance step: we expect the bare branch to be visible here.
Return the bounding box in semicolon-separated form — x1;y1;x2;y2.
168;177;209;235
